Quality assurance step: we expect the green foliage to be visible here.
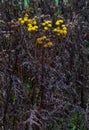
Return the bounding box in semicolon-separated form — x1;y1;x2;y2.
25;82;31;94
49;123;54;130
57;112;86;130
84;40;89;46
68;122;76;130
24;0;29;8
12;94;17;102
83;40;89;55
56;9;62;16
55;0;59;6
49;112;86;130
63;0;68;4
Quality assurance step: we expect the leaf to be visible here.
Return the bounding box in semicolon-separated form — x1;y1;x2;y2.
26;82;31;93
24;0;29;8
63;0;68;4
68;122;76;130
55;0;59;6
12;94;17;102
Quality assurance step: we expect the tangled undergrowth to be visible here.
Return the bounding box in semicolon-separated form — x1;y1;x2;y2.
0;0;89;130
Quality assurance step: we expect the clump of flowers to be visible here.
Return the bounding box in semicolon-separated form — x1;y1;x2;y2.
18;13;29;24
53;19;67;36
18;14;68;49
37;36;53;48
27;18;38;32
41;20;52;31
18;14;38;32
18;14;67;35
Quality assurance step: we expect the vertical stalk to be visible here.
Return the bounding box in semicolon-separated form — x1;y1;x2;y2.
40;48;45;110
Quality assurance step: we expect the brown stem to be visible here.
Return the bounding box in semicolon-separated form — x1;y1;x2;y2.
40;48;45;110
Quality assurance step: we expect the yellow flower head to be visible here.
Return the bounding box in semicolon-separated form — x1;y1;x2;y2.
45;20;52;24
34;25;38;29
28;23;32;27
42;23;46;26
41;36;47;40
63;30;67;35
62;24;66;28
53;28;58;32
27;19;32;23
63;27;67;30
24;13;29;18
59;30;64;34
44;27;49;31
28;27;32;32
33;21;37;25
18;18;23;22
20;20;25;25
37;37;43;44
55;19;64;25
32;19;37;25
24;17;28;22
55;21;60;26
43;44;48;48
47;23;52;27
33;26;38;31
59;19;64;23
47;42;53;47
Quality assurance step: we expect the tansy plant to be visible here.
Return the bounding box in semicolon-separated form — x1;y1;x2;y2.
18;14;68;48
37;36;53;48
18;14;67;109
41;20;52;31
18;14;38;32
53;19;67;36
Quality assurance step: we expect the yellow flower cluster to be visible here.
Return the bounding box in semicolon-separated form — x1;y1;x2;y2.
53;19;67;36
18;14;38;32
18;14;68;46
18;13;29;24
37;36;53;48
27;18;38;32
41;20;52;31
18;14;67;35
55;19;64;25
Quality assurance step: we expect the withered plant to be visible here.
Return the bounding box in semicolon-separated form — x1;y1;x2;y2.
0;0;89;130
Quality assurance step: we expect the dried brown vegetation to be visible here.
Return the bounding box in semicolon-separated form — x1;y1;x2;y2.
0;0;89;130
